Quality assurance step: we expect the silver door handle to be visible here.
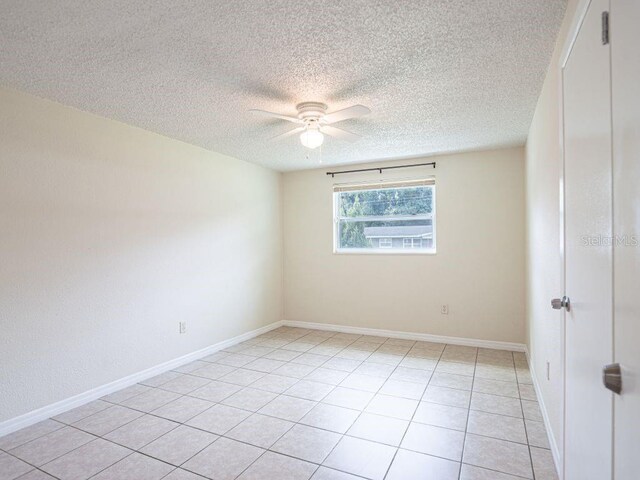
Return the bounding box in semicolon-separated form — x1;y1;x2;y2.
551;296;571;311
603;363;622;394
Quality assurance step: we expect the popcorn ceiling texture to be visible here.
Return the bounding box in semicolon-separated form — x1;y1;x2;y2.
0;0;566;171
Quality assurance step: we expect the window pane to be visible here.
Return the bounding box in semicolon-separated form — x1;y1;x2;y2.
335;183;435;252
337;186;433;218
337;218;434;250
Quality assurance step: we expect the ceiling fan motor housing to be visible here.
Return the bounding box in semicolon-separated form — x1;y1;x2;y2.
296;102;327;125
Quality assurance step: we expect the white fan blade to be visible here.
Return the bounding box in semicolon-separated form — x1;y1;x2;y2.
249;109;304;124
320;125;361;143
321;104;371;124
270;126;305;141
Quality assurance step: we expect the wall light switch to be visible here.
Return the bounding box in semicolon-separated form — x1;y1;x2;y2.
441;305;449;315
179;322;187;334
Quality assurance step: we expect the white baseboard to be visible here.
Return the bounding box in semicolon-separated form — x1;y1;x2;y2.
281;319;526;352
525;346;562;479
0;321;284;438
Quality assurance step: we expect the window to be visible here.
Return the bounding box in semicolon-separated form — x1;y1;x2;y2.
403;238;422;248
333;179;436;254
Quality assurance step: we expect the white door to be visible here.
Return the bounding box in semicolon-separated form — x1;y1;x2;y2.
611;1;640;478
562;0;613;479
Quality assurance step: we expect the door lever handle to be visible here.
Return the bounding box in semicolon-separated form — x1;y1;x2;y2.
551;296;571;311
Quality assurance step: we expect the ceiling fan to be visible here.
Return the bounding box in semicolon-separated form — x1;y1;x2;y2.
250;102;371;149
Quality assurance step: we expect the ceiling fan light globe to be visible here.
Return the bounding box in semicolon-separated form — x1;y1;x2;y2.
300;129;324;149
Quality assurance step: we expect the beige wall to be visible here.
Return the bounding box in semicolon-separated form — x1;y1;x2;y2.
525;0;579;463
0;88;283;422
283;147;526;343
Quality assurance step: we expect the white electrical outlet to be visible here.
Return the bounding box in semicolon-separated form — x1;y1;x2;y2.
179;322;187;334
441;304;449;315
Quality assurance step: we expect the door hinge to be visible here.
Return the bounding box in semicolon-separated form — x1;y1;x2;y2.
602;11;609;45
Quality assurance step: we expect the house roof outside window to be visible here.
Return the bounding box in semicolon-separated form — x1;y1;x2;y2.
363;225;433;239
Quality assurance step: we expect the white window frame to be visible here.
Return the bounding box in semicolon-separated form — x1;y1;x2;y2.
379;238;393;248
332;180;436;255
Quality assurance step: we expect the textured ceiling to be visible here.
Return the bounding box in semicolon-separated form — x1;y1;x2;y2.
0;1;566;171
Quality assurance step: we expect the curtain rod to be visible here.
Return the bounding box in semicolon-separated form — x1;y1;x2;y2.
325;161;436;177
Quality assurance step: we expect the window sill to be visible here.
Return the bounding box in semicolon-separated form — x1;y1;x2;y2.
333;249;437;255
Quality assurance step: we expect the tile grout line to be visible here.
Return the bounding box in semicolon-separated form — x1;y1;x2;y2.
183;328;353;480
224;330;370;480
6;382;548;458
461;350;537;479
456;345;478;480
382;340;445;479
519;352;538;480
320;338;412;478
280;334;387;477
97;374;542;472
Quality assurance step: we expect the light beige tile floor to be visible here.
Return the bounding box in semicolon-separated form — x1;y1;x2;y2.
0;327;558;480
